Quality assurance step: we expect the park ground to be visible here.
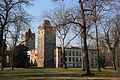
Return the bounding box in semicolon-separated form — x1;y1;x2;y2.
0;67;120;80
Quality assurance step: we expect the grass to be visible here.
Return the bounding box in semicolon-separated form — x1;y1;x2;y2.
0;68;120;80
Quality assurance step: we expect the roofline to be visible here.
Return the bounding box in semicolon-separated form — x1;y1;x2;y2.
56;46;97;51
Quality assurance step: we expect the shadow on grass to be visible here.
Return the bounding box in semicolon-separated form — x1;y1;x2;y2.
0;73;116;80
27;78;112;80
27;79;75;80
12;74;82;77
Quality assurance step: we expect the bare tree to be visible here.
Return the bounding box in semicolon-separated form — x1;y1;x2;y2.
51;0;93;75
52;0;120;74
89;0;106;72
8;13;31;70
102;14;120;70
0;0;33;71
43;5;78;68
77;0;92;75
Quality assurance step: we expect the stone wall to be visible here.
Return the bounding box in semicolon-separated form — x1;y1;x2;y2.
21;28;35;50
37;20;56;68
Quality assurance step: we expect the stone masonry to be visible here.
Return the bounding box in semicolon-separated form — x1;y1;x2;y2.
21;28;35;50
37;20;56;68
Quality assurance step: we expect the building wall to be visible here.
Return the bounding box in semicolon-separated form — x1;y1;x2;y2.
27;50;38;64
37;28;44;67
21;28;35;50
55;47;97;68
37;20;56;68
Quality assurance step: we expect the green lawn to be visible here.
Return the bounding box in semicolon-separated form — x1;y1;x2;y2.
0;68;120;80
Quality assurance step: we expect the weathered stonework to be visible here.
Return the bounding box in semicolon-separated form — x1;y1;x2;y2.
21;28;35;50
21;20;98;68
37;20;56;68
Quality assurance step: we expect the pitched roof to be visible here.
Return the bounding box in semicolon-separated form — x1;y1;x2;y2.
21;28;35;37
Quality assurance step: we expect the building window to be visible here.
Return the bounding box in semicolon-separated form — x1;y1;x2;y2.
73;51;75;56
79;52;81;56
91;58;94;62
65;51;67;56
35;54;38;57
69;58;71;62
73;64;75;67
76;58;78;62
79;58;81;62
76;51;78;56
73;58;75;62
67;58;69;62
69;51;71;56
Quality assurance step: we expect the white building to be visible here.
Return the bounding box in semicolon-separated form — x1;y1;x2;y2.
55;47;98;68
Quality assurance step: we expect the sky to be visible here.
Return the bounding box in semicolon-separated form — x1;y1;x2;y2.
26;0;56;31
25;0;79;48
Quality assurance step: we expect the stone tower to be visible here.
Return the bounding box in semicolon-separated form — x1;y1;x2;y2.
37;20;56;68
21;28;35;50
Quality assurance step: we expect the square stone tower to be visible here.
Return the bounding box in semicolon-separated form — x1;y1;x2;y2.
37;20;56;68
21;28;35;50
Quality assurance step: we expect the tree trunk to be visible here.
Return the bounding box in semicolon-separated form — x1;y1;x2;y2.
83;28;91;75
11;51;14;70
79;0;91;75
2;47;6;71
1;57;4;71
112;48;116;70
95;24;101;72
81;54;85;71
81;37;85;70
93;2;101;71
0;27;4;71
113;59;117;70
61;46;67;68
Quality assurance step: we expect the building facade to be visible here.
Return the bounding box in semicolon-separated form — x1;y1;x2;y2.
21;28;35;50
55;47;98;68
37;20;56;68
27;49;38;66
23;20;98;68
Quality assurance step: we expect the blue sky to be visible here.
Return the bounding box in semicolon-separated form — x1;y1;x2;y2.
27;0;55;17
25;0;79;47
25;0;56;48
26;0;56;30
26;0;78;28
